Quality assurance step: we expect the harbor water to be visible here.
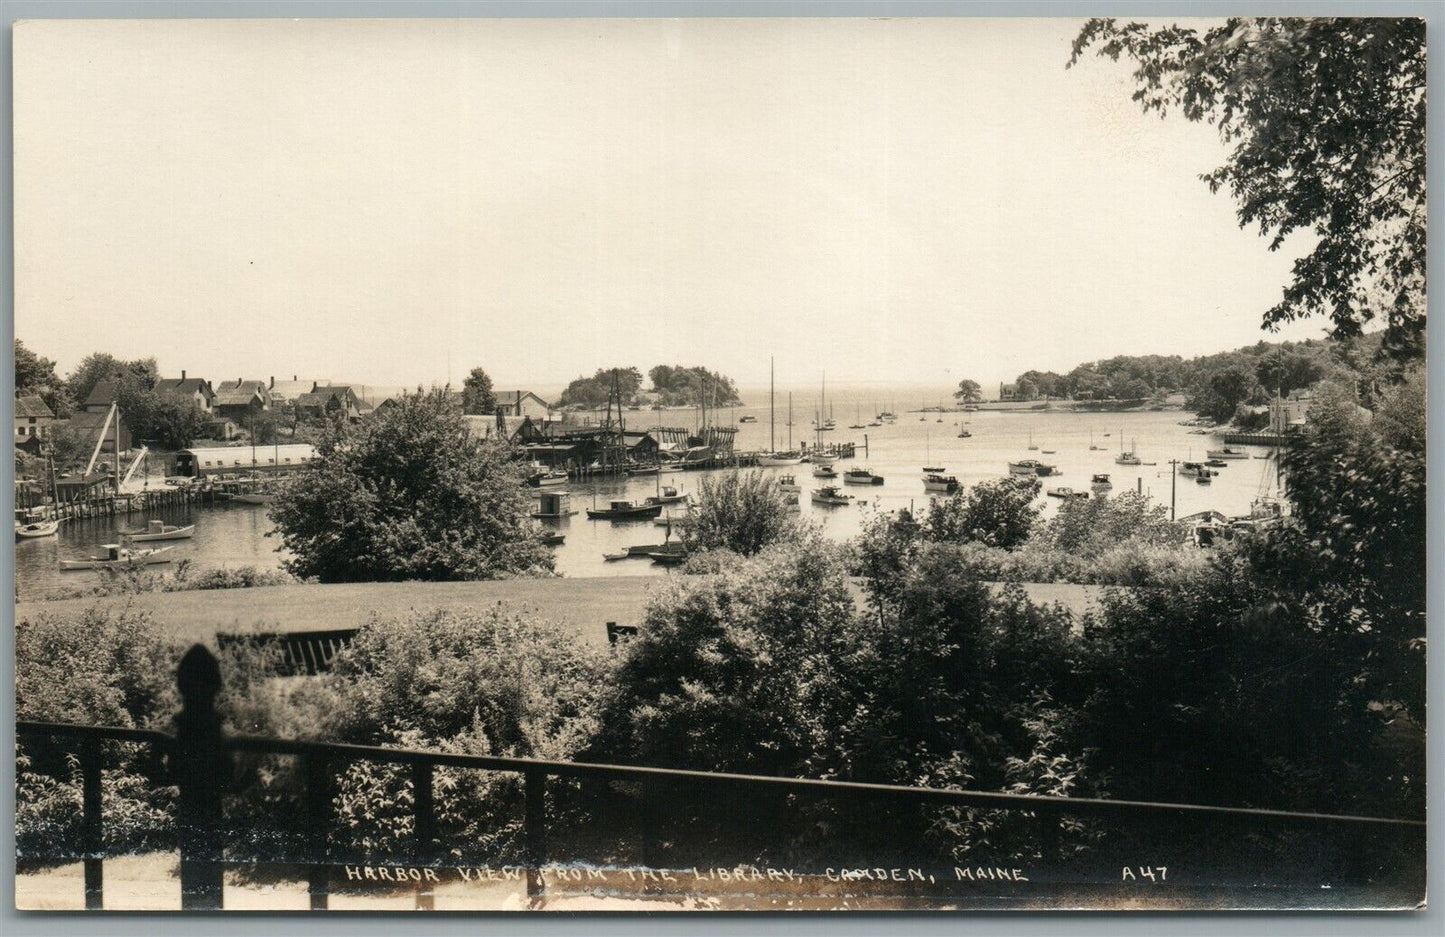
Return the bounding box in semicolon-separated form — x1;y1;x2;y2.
16;406;1284;601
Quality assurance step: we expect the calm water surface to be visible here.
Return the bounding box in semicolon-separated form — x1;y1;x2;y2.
16;408;1282;600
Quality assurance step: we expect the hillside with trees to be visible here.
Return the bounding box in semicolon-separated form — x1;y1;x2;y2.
1004;333;1385;425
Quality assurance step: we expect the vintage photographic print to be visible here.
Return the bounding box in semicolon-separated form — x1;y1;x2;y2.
11;15;1426;912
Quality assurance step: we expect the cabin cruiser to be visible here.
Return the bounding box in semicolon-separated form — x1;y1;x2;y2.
842;468;885;486
923;474;960;494
1205;446;1250;460
811;486;854;506
586;500;664;520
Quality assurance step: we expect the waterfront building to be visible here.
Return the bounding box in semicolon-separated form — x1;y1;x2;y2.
13;395;55;447
493;390;552;420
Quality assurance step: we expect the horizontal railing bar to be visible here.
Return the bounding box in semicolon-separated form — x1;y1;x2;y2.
224;734;1423;830
17;719;1425;830
17;721;172;746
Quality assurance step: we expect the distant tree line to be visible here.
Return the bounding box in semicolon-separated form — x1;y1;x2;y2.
557;364;743;409
1000;334;1392;425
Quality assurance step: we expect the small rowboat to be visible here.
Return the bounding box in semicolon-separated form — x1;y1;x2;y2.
16;520;60;539
649;551;688;566
61;544;176;571
121;520;195;542
603;551;632;561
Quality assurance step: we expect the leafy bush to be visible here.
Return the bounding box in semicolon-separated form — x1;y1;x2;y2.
923;476;1042;548
684;469;803;557
1030;489;1185;557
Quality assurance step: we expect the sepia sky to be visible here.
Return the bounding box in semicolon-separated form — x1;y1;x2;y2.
14;17;1325;392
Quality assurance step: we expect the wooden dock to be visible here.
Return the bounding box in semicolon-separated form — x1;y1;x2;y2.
1218;431;1293;446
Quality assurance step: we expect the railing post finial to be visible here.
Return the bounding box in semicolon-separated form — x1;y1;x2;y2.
174;643;227;910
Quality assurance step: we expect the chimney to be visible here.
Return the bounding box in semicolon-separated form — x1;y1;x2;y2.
181;369;187;380
269;376;275;388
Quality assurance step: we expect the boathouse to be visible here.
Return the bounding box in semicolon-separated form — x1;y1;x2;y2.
175;444;318;478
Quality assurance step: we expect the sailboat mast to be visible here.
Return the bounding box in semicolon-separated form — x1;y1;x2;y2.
788;392;793;449
770;356;775;453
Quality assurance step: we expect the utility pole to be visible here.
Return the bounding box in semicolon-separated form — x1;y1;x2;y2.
1168;459;1179;521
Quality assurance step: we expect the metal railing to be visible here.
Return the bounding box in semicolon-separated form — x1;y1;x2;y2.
16;643;1426;910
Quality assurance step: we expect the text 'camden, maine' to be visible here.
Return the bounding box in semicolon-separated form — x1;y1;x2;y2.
11;12;1427;914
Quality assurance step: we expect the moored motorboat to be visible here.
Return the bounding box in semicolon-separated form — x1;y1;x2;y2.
923;474;959;494
1179;461;1218;479
1008;459;1057;477
1205;446;1250;460
586;500;664;520
60;544;175;570
121;520;195;542
922;465;946;473
842;468;884;486
811;486;853;506
1090;473;1112;492
812;464;838;478
777;475;802;493
957;430;972;438
1047;487;1089;500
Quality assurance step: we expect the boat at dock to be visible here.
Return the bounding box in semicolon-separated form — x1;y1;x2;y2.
120;520;195;542
758;452;804;466
923;474;960;494
842;467;884;486
811;486;854;506
232;492;276;505
586;500;664;520
61;544;176;570
649;550;688;566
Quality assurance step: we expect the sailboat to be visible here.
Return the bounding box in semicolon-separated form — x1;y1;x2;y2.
759;357;802;466
1089;431;1102;451
849;404;866;430
1027;430;1038;452
1115;429;1142;466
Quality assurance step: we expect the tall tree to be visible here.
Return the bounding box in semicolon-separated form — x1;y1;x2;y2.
953;379;982;403
1071;18;1426;353
461;366;497;414
270;388;553;582
13;340;68;416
